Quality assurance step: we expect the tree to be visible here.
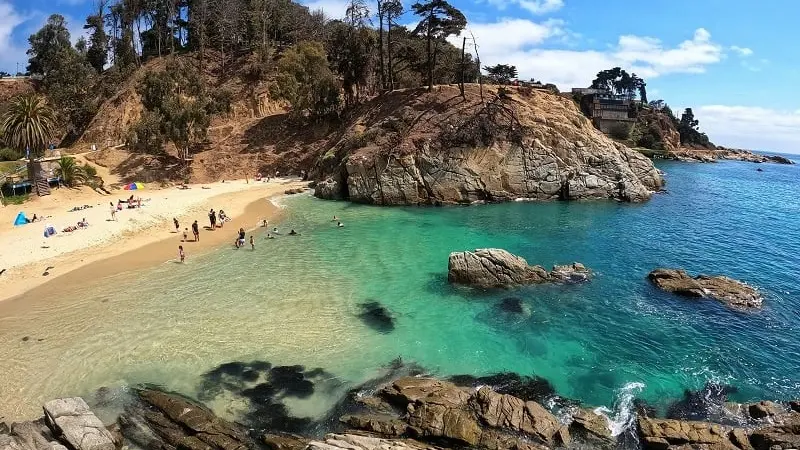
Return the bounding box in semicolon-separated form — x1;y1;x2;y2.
677;107;711;147
326;20;376;106
483;64;517;85
55;156;87;186
271;41;340;118
0;94;57;193
85;10;109;72
411;0;466;90
26;14;73;75
383;0;403;90
590;67;646;100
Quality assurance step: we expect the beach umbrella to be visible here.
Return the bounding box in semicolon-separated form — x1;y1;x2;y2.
124;182;144;190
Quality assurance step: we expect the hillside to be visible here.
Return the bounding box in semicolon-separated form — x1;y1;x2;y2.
314;85;663;204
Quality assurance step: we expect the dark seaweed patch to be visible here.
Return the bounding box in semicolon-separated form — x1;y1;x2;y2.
666;382;739;422
448;372;556;403
357;301;396;333
498;297;525;314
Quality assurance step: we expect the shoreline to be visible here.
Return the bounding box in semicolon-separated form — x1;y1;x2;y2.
0;179;308;307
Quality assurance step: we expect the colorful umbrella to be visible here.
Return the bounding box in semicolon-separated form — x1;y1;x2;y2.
124;182;144;190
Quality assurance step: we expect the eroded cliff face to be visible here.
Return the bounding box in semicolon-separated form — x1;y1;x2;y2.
314;85;663;205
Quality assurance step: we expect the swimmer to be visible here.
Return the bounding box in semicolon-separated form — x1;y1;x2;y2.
337;221;344;227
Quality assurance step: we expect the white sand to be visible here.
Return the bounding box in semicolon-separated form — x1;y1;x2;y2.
0;178;307;302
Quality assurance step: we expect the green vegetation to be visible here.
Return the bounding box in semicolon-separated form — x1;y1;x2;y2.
0;148;22;162
609;123;632;140
271;42;340;118
3;193;29;205
677;107;711;147
591;67;647;102
54;156;87;187
483;64;518;85
411;0;468;90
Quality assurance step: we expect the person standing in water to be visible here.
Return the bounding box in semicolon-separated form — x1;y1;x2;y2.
192;220;200;242
238;228;246;248
178;245;185;263
249;235;255;250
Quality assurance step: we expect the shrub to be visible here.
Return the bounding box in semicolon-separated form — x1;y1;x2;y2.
0;147;21;161
609;123;631;140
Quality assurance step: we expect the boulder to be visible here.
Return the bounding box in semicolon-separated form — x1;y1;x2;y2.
447;249;590;288
637;417;742;450
647;268;762;308
472;387;569;447
569;409;612;447
284;188;305;195
307;434;436;450
262;433;309;450
42;398;115;450
341;415;409;437
119;388;252;450
765;155;794;165
0;421;66;450
314;179;345;200
747;401;785;420
749;411;800;450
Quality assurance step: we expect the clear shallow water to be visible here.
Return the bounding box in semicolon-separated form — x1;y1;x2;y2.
1;160;800;424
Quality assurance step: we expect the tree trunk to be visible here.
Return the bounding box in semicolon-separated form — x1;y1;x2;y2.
426;26;433;90
459;36;466;98
377;10;385;91
387;21;394;91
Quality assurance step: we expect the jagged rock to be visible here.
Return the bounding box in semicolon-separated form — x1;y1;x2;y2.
637;417;742;450
648;268;762;308
42;398;115;450
119;388;252;450
472;387;569;447
765;155;794;165
789;401;800;413
307;434;436;450
262;433;309;450
0;421;66;450
749;411;800;450
284;188;305;195
569;409;612;447
447;249;590;288
316;86;662;206
314;179;345;200
747;401;785;420
341;415;409;437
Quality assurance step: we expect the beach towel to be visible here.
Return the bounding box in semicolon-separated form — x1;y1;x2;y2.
13;211;28;226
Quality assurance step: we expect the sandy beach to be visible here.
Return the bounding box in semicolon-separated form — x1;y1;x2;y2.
0;178;308;305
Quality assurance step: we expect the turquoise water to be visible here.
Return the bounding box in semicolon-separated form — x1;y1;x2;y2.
1;159;799;423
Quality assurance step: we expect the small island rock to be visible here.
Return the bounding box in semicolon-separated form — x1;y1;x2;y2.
647;268;762;308
448;249;590;288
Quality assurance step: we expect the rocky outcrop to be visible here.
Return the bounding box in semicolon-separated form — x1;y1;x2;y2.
308;434;437;450
314;86;663;205
568;409;613;448
667;147;795;165
42;399;116;450
118;388;252;450
448;249;590;288
637;417;747;450
647;268;762;308
0;420;66;450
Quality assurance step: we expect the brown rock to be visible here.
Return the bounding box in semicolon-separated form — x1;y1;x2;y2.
648;269;762;308
637;417;739;450
727;429;754;450
307;434;436;450
472;387;569;447
262;433;309;450
747;401;785;420
341;415;409;437
570;408;612;447
447;249;590;288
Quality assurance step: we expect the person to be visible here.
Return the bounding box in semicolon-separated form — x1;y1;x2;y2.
178;245;185;263
110;202;117;221
332;216;338;221
78;218;88;227
272;227;278;234
218;210;226;228
183;228;189;242
208;209;216;229
192;220;200;242
249;235;255;250
237;228;246;248
173;218;179;233
337;221;344;228
261;219;268;227
266;233;275;239
288;229;298;236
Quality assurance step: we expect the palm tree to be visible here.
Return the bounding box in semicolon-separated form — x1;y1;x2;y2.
0;94;57;194
55;156;86;187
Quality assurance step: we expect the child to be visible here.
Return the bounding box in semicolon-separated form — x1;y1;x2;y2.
178;245;185;263
250;235;255;250
183;228;188;242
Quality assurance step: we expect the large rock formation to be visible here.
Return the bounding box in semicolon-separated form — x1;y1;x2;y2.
314;85;663;205
448;249;590;288
42;399;116;450
647;268;763;308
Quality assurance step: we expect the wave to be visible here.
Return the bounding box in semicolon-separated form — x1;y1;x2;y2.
594;381;645;437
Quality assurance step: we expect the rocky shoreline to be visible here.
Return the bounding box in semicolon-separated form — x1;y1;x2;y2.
4;372;800;450
666;148;795;165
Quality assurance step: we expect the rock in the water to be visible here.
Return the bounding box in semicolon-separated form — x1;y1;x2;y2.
447;249;590;288
284;188;305;195
42;398;115;450
648;268;762;308
357;302;396;333
340;415;409;437
497;298;529;316
765;155;794;165
262;433;309;450
569;409;612;447
749;411;800;450
119;388;252;450
314;179;345;200
747;401;786;420
472;387;569;447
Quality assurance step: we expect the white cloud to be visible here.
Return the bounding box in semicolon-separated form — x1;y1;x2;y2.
730;45;753;57
302;0;349;19
483;0;565;15
453;23;725;88
0;0;26;72
695;105;800;154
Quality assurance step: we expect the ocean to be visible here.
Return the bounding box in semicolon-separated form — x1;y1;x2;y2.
1;159;799;430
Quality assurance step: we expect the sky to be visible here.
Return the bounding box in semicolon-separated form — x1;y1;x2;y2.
1;0;798;153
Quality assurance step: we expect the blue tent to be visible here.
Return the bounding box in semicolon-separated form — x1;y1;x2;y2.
13;211;27;226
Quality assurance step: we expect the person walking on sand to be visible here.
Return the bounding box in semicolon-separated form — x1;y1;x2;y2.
192;220;200;242
209;209;216;229
183;228;188;242
249;235;255;250
178;245;185;263
110;202;117;221
173;217;179;233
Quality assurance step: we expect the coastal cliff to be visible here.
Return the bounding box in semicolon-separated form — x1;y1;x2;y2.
313;85;663;205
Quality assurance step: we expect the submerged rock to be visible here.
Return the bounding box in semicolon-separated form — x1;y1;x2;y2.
357;302;396;333
647;268;762;308
447;249;590;288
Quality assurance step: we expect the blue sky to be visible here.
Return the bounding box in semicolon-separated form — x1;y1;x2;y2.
1;0;798;153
